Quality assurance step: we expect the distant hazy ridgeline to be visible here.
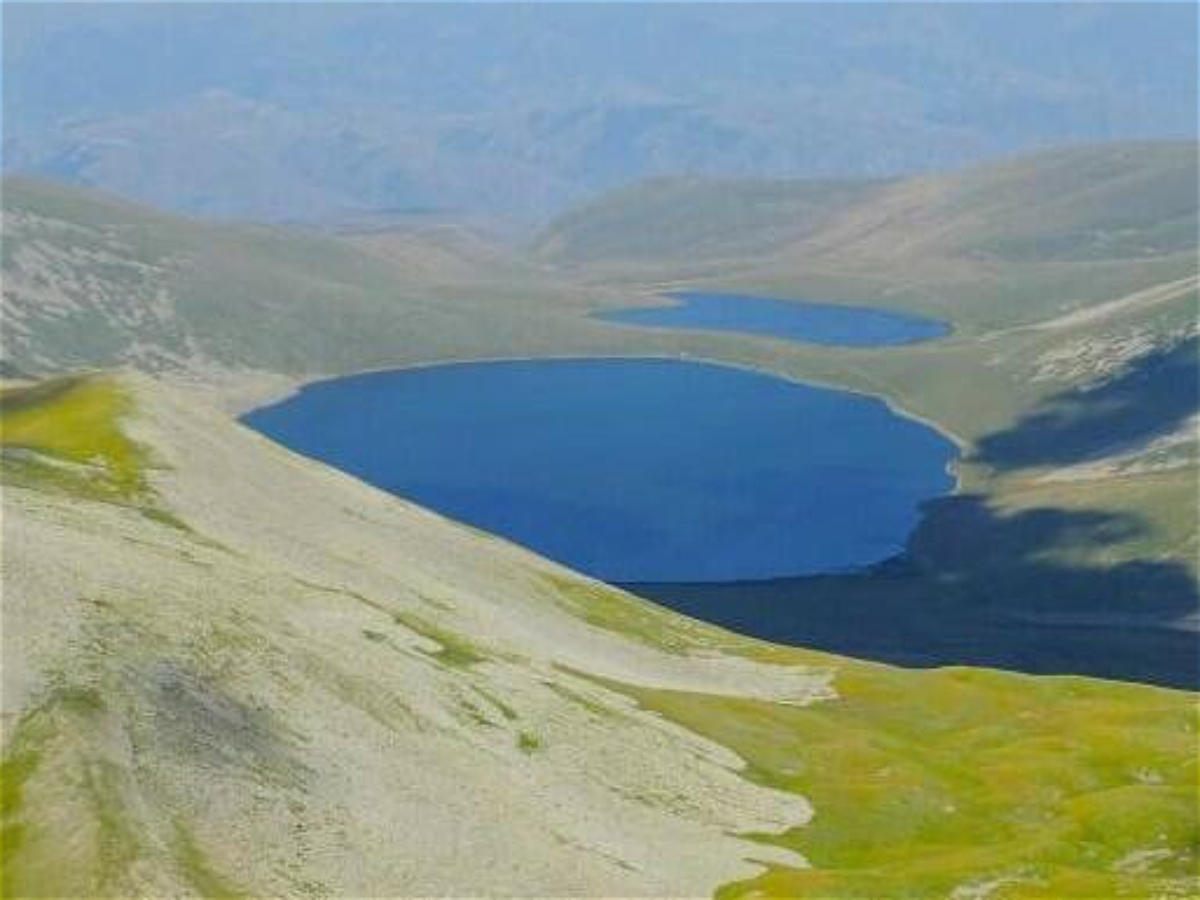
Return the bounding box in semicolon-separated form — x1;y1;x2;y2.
5;4;1195;223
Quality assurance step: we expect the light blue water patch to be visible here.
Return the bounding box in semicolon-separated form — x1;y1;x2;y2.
595;291;949;346
243;358;957;583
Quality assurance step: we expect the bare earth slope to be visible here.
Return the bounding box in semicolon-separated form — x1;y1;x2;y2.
1;375;1196;899
0;374;825;897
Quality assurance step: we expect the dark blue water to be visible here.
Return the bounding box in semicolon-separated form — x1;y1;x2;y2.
244;359;956;583
596;291;949;346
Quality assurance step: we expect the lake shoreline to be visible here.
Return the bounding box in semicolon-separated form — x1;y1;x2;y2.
243;357;958;584
594;289;952;347
236;351;969;457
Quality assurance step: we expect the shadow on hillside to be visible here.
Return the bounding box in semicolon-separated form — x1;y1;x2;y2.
974;336;1199;472
630;493;1199;689
631;332;1200;689
904;494;1196;622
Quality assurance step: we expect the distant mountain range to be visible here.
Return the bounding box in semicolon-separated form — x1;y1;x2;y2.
4;3;1196;224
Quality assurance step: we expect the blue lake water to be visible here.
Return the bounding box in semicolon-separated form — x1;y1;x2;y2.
595;291;949;346
244;359;957;583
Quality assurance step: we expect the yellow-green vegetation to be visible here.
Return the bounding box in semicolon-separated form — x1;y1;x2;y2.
0;683;248;898
621;657;1198;899
516;730;543;754
0;742;38;895
473;686;518;722
0;687;132;898
539;572;736;656
0;375;147;502
390;609;490;669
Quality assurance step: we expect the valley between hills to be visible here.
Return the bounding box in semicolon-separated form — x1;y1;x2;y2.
1;141;1197;897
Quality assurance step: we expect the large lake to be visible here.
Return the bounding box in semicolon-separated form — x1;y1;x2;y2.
595;291;949;346
244;358;956;583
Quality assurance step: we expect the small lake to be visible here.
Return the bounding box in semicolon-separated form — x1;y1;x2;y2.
595;291;949;346
244;358;956;583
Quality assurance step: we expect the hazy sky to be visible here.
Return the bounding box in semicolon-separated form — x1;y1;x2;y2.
4;2;1196;222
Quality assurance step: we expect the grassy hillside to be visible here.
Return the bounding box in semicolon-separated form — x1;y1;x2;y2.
537;141;1197;327
3;145;1196;655
531;176;884;268
0;376;146;502
0;177;625;379
1;373;1195;898
535;145;1199;495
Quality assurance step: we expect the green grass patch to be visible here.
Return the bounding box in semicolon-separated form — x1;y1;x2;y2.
516;731;542;754
391;610;489;669
139;505;196;534
0;375;147;501
0;686;118;896
0;375;209;544
538;572;735;656
0;743;40;891
472;686;518;722
616;659;1198;899
457;697;497;729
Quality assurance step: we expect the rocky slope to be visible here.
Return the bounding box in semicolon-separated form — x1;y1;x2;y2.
1;374;827;896
1;374;1196;898
0;177;617;381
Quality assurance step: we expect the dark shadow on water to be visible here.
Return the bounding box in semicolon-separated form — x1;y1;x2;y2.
975;336;1198;472
628;493;1199;689
631;339;1200;690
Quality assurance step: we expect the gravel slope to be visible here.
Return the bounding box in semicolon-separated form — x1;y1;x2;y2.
1;373;831;897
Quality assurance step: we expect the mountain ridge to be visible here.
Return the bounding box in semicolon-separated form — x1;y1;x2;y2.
6;5;1195;223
